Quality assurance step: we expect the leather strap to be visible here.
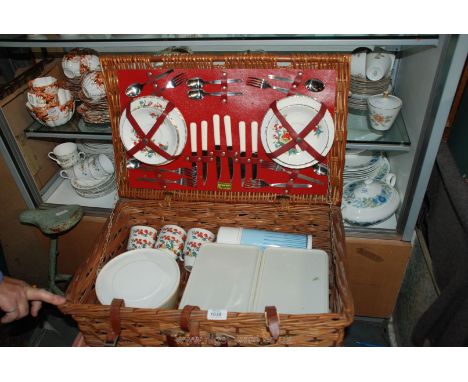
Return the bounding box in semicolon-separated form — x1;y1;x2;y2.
268;100;327;163
265;306;280;341
180;305;201;346
105;298;124;346
220;76;228;103
124;101;176;159
287;71;304;96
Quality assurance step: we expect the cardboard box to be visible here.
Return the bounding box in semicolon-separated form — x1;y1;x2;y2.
346;236;411;318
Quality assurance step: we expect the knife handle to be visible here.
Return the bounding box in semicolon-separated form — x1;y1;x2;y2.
239;121;246;153
201;120;208;151
224;115;232;147
213;114;220;146
251;121;258;153
190;122;197;153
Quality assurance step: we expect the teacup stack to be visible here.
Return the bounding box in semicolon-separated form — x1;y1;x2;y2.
76;71;110;124
26;77;75;127
60;153;116;198
349;49;395;112
61;48;101;100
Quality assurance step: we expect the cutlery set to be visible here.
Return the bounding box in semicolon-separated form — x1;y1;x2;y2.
186;115;260;189
123;69;331;192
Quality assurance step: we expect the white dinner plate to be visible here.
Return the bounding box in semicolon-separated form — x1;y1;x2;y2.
119;96;187;165
95;248;180;308
260;95;335;169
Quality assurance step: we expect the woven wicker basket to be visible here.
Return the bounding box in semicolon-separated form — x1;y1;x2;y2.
60;53;354;346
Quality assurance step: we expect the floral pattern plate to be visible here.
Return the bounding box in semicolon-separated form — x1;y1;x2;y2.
260;95;335;169
119;96;187;165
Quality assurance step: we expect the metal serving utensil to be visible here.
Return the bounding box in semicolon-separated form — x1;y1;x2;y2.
305;78;325;92
188;89;243;100
124;69;174;97
187;77;242;88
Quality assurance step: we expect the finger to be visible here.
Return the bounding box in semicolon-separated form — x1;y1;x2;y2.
30;300;43;317
1;309;20;324
26;287;66;306
17;298;30;320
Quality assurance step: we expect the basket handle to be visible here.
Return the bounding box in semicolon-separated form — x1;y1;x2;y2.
105;298;125;346
180;305;201;346
265;306;280;341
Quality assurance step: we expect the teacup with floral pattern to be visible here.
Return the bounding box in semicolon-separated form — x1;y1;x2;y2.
183;228;215;270
155;225;187;259
126;225;158;250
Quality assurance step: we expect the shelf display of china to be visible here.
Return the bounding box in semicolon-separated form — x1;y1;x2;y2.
341;178;400;226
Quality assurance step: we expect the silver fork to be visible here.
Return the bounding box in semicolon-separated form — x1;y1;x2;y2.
246;77;289;94
244;179;312;189
260;161;324;185
156;72;187;91
137;176;196;187
127;159;194;178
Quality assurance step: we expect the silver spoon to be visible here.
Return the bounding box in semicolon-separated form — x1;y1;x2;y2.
125;68;174;97
305;78;325;92
188;89;243;100
187;77;243;88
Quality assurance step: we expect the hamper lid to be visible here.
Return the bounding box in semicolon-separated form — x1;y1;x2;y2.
101;53;349;206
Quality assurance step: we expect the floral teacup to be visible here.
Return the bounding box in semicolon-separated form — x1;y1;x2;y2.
183;228;215;270
155;225;187;259
126;225;158;250
367;93;402;131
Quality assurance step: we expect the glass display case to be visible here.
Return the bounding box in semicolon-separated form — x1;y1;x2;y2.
1;34;466;241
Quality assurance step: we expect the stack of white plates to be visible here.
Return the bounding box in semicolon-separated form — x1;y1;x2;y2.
348;75;392;112
344;151;390;184
77;142;114;157
70;172;116;198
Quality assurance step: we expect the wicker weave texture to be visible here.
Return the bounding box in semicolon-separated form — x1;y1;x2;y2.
100;53;350;206
62;199;354;346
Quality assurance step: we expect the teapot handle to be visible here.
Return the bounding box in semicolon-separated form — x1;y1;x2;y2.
385;173;396;187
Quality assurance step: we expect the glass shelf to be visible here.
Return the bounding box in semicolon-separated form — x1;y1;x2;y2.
346;110;410;152
0;34;439;52
24;116;112;141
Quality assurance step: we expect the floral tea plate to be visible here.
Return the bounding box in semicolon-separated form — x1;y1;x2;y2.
260;95;335;169
119;96;187;165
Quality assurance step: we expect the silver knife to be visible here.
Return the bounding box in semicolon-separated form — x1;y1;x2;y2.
251;121;258;181
189;122;198;185
270;183;313;188
224;115;233;182
267;74;294;83
213;114;222;181
150;68;174;83
201;120;208;185
239;121;246;183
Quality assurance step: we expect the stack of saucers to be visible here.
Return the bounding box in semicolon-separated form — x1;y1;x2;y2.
77;142;114;158
348;76;392;112
344;150;390;184
71;172;116;198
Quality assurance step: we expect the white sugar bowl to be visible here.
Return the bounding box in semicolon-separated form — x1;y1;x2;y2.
342;178;400;226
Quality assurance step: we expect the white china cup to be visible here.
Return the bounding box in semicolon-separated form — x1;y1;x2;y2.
155;225;187;259
126;225;158;250
350;52;367;79
86;154;114;179
62;55;81;79
367;93;403;131
48;142;85;169
27;91;57;108
57;88;73;105
183;228;216;269
81;71;106;100
365;53;393;81
29;76;59;94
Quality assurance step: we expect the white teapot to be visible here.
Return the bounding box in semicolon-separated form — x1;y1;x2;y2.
341;176;400;226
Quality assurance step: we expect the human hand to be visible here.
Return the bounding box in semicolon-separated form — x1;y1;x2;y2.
0;277;66;324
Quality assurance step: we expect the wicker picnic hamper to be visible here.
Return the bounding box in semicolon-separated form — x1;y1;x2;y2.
60;53;354;346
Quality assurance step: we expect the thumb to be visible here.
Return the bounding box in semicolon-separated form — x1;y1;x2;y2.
26;287;66;306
